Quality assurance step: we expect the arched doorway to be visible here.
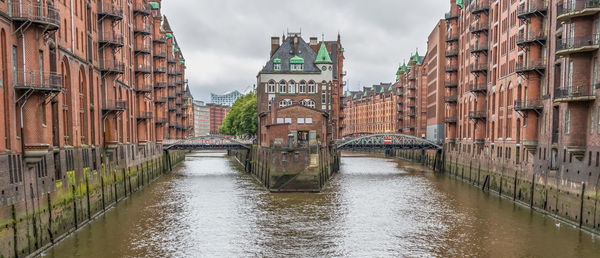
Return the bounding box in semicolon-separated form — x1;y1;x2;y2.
79;66;88;145
61;57;72;146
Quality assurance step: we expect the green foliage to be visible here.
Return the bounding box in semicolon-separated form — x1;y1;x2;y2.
219;93;257;137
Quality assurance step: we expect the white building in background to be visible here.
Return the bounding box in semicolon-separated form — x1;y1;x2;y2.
193;100;210;136
210;90;245;106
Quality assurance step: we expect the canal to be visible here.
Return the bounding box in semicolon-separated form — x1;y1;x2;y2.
45;152;600;257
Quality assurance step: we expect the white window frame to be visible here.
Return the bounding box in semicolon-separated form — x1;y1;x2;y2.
305;118;313;124
289;81;296;94
297;118;304;124
274;63;281;71
279;81;286;93
565;108;570;134
299;81;306;93
308;81;315;93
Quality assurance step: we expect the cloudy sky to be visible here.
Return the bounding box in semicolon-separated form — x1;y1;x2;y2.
162;0;449;102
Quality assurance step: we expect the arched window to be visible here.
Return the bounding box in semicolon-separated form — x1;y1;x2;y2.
300;99;315;109
289;80;296;93
279;80;286;93
299;80;306;93
279;99;292;108
308;80;315;93
267;80;275;93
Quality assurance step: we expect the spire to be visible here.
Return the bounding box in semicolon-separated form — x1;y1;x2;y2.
315;41;332;64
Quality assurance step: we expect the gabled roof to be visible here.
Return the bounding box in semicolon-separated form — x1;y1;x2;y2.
315;42;333;64
261;36;320;73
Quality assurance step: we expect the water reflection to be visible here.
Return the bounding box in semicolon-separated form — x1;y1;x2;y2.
45;152;600;257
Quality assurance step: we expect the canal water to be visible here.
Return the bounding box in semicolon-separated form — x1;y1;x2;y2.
44;152;600;257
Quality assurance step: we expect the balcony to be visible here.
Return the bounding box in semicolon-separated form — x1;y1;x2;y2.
137;111;153;121
556;35;600;56
469;22;489;34
445;10;459;20
9;0;60;30
444;116;457;123
133;24;151;35
471;1;490;14
154;65;167;73
154;96;168;103
469;63;488;74
444;79;458;88
135;85;152;94
154;82;167;89
98;32;124;47
134;43;152;55
515;59;546;75
514;99;544;112
99;61;125;74
517;1;548;19
153;37;167;44
97;3;123;21
102;100;126;112
557;1;600;22
133;3;151;15
155;117;168;124
444;95;458;103
445;48;459;57
407;74;416;81
168;68;178;75
167;57;177;64
445;64;458;72
469;43;489;54
516;31;547;46
408;112;416;117
467;82;487;93
135;63;152;74
554;85;596;102
154;49;167;59
446;32;459;42
13;70;62;92
468;111;487;120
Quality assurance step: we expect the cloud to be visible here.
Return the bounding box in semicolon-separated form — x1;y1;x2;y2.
162;0;449;101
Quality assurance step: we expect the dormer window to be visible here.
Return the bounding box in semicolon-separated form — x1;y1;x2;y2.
273;58;281;71
289;55;304;71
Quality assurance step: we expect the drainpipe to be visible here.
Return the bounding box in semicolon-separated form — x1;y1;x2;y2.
70;0;74;51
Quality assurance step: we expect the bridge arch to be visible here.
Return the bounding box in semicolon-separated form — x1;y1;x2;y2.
337;133;442;150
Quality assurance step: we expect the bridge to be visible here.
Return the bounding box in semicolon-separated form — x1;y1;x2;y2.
163;136;252;150
336;133;442;151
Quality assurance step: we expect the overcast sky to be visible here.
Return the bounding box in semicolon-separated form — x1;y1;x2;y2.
162;0;449;102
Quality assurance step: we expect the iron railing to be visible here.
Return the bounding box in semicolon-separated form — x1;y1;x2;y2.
444;116;457;123
137;111;153;120
557;0;600;18
469;22;489;33
444;79;458;88
133;3;151;15
446;32;459;42
99;60;125;74
445;95;458;102
10;0;60;28
471;0;490;14
133;23;151;34
97;3;123;19
556;34;600;53
468;111;487;119
135;63;152;73
134;43;152;54
514;99;543;110
103;100;126;111
516;30;547;45
470;63;488;73
13;70;62;90
517;0;548;18
467;82;487;93
445;48;459;57
470;43;489;53
98;32;124;46
554;85;596;100
446;64;458;72
515;59;546;73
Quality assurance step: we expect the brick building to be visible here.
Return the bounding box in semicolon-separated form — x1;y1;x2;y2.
194;100;210;136
207;103;229;135
0;0;192;239
341;83;401;136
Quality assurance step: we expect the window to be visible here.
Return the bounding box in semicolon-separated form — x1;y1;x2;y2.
568;60;573;93
593;57;598;94
598;107;600;134
277;118;284;124
279;99;292;108
322;92;326;104
284;118;292;124
300;99;315;109
279;80;286;93
290;64;303;71
308;81;315;93
306;118;313;124
274;63;281;71
297;118;305;124
592;108;595;134
12;46;17;86
299;81;306;93
267;81;275;93
565;108;570;134
289;81;296;93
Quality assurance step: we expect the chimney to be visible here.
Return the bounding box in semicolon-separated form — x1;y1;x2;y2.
310;37;318;46
271;37;280;56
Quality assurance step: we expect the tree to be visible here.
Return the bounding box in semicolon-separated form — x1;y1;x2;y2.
219;93;257;137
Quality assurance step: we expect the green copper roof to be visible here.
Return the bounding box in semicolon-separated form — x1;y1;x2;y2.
166;33;173;38
363;91;367;97
380;87;385;93
273;58;281;64
340;47;344;53
149;2;159;9
174;47;180;53
396;69;400;75
388;85;393;91
180;60;185;65
314;42;332;64
400;63;407;73
457;0;463;8
290;55;304;64
412;51;420;63
353;94;357;99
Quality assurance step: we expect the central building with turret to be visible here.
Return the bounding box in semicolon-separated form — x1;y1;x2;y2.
253;32;341;192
